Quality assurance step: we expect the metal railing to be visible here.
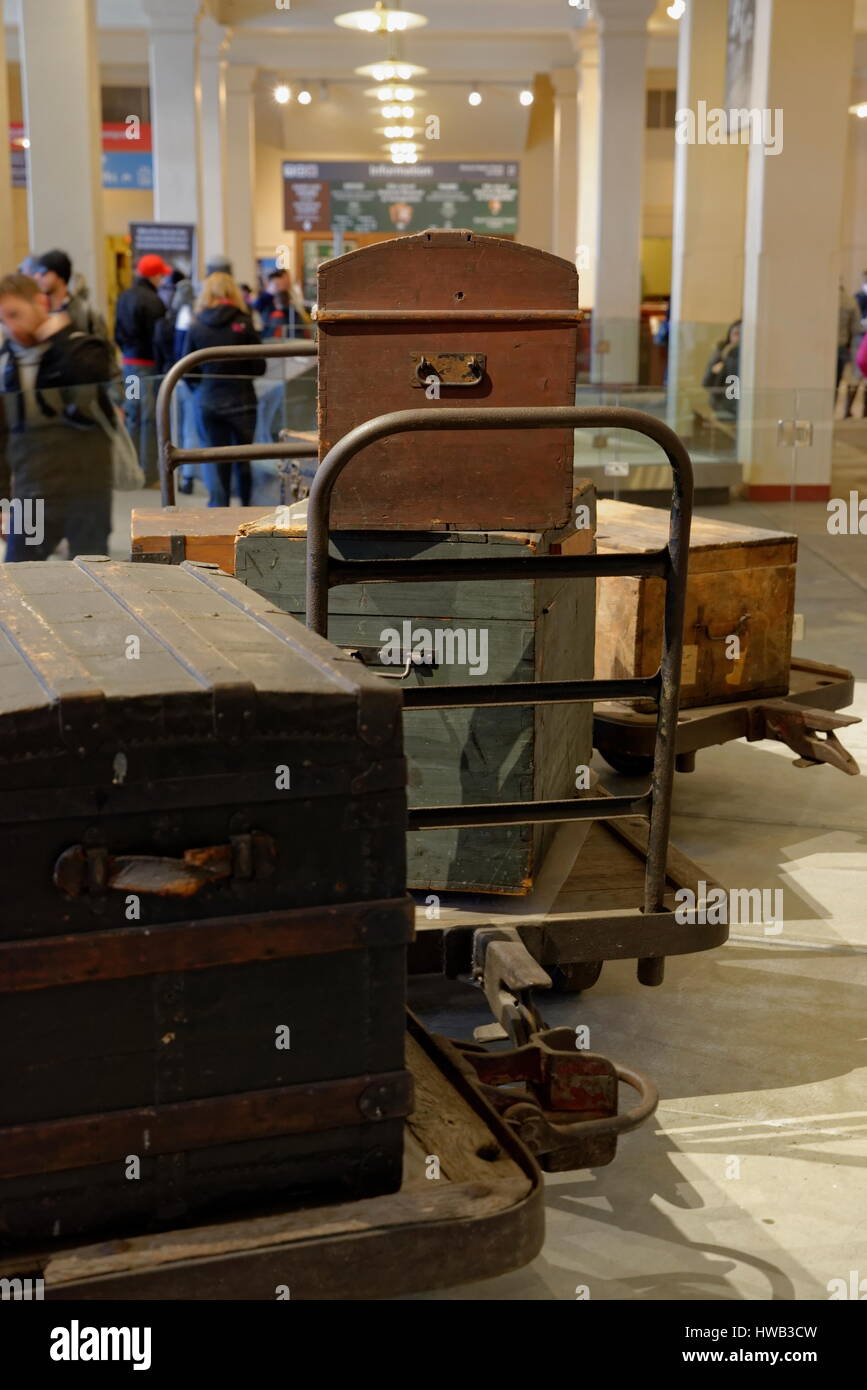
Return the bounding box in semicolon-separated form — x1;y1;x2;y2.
155;340;317;506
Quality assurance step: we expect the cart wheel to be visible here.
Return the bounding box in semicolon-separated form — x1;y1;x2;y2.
599;749;655;777
550;960;604;993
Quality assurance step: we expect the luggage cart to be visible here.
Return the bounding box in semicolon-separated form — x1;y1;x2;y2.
304;403;715;993
156;357;728;996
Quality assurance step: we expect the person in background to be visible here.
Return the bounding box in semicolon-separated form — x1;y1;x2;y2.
254;269;291;339
114;253;170;485
838;281;860;386
157;266;184;311
855;270;867;323
0;273;117;560
702;319;741;420
185;271;266;507
856;326;867;381
153;275;198;495
34;249;108;340
205;254;233;278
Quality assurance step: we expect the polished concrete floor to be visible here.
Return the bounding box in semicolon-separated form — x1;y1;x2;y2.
109;484;867;1303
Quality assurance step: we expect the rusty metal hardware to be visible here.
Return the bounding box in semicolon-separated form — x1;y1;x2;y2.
748;701;860;775
344;644;436;679
446;1029;658;1171
53;832;277;898
442;923;658;1169
411;352;486;387
471;927;551;1046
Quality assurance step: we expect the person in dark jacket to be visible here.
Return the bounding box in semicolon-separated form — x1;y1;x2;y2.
702;319;741;420
34;249;109;341
185;272;266;506
0;273;118;561
114;253;170;484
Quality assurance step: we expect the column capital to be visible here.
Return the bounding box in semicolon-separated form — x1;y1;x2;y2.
199;14;231;62
592;0;656;36
225;63;259;94
141;0;200;34
572;25;599;59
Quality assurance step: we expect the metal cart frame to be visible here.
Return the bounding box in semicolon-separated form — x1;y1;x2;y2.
156;351;726;988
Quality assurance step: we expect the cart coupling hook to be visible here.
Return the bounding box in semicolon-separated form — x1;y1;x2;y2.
749;701;860;775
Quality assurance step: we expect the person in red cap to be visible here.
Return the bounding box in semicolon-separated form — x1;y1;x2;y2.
113;253;172;484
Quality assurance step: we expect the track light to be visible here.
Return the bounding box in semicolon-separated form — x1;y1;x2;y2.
519;89;534;106
468;88;482;107
297;88;312;105
274;84;291;104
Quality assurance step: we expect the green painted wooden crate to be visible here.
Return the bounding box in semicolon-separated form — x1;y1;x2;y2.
235;490;595;895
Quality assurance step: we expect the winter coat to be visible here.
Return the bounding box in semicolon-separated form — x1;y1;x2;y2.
114;276;166;363
184;305;266;412
0;324;118;500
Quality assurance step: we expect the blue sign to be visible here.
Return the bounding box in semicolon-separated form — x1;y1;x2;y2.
102;151;153;190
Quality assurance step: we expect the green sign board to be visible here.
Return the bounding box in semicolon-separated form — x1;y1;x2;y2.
283;160;519;237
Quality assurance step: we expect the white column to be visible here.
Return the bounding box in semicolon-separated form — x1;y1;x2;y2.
738;0;854;499
224;65;258;288
592;0;655;384
841;68;867;293
0;19;14;272
17;0;105;305
551;67;577;265
667;0;748;436
198;16;229;269
575;29;600;309
142;0;201;228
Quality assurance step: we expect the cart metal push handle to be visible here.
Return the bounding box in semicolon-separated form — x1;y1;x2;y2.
155;340;318;506
305;406;694;976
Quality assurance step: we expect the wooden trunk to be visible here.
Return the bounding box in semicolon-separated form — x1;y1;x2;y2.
130;506;274;574
595;500;798;708
0;558;410;1243
235;485;596;895
316;230;579;531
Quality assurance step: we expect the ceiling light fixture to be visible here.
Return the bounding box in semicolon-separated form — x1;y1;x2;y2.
274;84;291;104
468;87;482;107
519;89;534;106
849;101;867;118
336;2;428;33
356;59;427;81
297;88;313;104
